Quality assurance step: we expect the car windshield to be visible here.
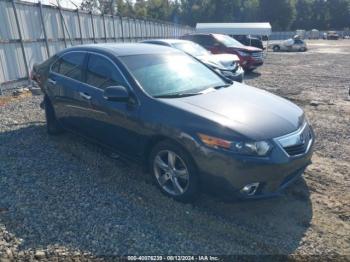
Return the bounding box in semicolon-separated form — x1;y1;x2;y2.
121;53;226;97
172;42;210;57
214;34;245;48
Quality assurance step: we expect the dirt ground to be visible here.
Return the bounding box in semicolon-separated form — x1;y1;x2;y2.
245;39;350;256
0;40;349;260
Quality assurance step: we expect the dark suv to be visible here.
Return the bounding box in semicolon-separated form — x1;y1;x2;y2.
232;35;264;50
181;33;264;72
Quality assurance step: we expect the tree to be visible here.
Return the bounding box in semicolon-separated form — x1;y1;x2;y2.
80;0;133;15
259;0;296;30
310;0;330;29
328;0;350;29
80;0;100;13
292;0;313;29
80;0;349;30
145;0;171;20
134;0;148;17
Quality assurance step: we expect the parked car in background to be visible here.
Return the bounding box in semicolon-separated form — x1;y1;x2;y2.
309;29;320;39
269;37;307;52
31;43;314;202
141;39;244;82
181;33;264;72
231;35;264;50
296;29;306;39
326;31;340;40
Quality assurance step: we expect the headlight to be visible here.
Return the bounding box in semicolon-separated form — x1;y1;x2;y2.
237;51;250;57
198;134;272;156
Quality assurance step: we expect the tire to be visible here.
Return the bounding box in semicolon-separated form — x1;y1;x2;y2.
245;68;255;73
273;45;280;52
149;140;199;202
44;95;64;135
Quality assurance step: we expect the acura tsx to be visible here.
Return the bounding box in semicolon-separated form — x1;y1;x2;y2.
31;43;314;202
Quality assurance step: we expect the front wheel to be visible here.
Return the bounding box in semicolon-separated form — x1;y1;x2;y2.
149;140;199;202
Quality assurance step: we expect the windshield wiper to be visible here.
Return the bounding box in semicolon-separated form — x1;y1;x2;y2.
200;84;232;94
212;83;232;89
154;92;202;98
154;84;232;98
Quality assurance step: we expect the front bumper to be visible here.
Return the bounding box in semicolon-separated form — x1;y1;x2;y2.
242;58;264;70
192;128;314;199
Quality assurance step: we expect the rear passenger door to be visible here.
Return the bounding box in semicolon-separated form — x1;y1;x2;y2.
48;51;90;132
83;53;141;155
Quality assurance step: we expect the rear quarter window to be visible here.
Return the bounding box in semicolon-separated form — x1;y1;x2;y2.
51;52;86;82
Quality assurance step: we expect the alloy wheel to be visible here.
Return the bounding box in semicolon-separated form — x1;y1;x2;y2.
153;150;190;196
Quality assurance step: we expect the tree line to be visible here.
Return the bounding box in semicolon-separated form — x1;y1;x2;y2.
81;0;350;31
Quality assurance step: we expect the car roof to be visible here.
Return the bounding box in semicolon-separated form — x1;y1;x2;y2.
184;33;213;36
142;39;195;45
60;43;182;57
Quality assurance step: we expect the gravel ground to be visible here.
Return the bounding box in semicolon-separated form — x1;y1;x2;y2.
0;40;349;260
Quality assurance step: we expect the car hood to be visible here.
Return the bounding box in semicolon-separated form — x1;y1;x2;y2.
163;83;304;140
198;54;240;69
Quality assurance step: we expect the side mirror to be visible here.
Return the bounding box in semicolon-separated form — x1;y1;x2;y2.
103;85;129;102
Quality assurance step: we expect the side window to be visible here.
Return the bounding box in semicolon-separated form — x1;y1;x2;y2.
85;54;125;90
51;52;85;81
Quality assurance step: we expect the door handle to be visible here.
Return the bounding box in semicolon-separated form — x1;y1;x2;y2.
48;78;56;85
79;92;91;100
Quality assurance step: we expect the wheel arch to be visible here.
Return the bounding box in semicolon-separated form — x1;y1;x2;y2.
142;135;200;176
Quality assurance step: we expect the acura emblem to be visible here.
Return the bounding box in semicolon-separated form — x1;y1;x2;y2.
300;133;306;144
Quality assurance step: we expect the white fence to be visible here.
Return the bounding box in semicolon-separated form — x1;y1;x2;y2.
0;0;194;91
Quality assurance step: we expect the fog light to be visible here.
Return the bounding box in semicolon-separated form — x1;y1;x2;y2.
240;182;260;196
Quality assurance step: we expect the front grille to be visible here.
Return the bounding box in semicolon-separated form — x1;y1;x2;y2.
284;144;308;156
276;122;313;157
251;52;263;60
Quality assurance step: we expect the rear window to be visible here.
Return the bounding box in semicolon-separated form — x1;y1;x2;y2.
214;34;245;48
172;42;209;56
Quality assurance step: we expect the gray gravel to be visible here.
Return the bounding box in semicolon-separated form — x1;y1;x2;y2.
0;40;349;260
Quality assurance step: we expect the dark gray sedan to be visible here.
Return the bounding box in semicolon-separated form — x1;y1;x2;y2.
32;43;314;202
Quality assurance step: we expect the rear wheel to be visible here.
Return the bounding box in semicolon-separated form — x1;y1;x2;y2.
149;140;199;202
44;95;64;135
273;45;280;52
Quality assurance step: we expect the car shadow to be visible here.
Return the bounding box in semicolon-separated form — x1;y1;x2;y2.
0;124;312;256
244;71;262;80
